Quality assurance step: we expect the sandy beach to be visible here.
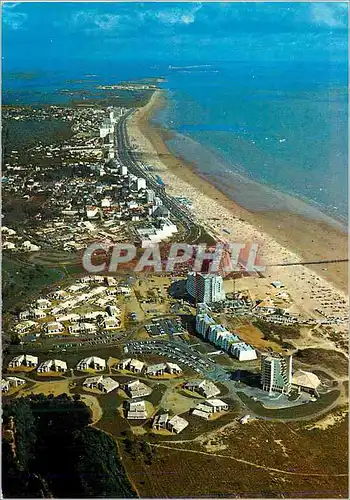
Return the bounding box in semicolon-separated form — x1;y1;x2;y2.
127;90;348;349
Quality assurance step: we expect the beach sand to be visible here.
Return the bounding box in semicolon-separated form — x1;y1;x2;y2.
127;90;348;350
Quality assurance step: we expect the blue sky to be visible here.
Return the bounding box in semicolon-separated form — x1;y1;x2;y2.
2;2;348;70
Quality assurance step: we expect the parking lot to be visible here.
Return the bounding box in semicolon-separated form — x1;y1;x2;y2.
145;317;185;337
124;339;230;382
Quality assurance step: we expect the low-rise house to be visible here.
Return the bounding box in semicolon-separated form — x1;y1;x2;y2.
32;309;47;319
56;313;81;323
146;363;167;376
37;359;67;373
123;379;152;399
152;413;169;430
117;358;145;373
167;415;189;434
183;380;220;398
146;362;182;377
45;321;65;335
192;399;228;419
14;320;37;334
8;354;38;368
36;299;52;310
106;305;121;317
126;400;147;420
52;290;70;300
68;322;97;335
83;375;119;393
77;356;106;371
19;310;31;320
1;379;9;393
104;317;121;330
292;370;321;396
81;311;108;321
1;376;26;392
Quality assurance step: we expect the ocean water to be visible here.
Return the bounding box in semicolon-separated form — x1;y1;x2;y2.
3;60;348;228
154;61;348;228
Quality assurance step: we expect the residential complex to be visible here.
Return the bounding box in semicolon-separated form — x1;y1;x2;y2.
261;353;293;395
186;272;226;304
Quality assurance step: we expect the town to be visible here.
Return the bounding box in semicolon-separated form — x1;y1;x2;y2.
2;94;348;485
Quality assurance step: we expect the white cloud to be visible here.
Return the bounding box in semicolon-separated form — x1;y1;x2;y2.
3;10;27;30
71;10;120;32
155;4;202;25
311;3;347;28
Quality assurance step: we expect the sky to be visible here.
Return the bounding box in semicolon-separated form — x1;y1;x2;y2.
2;2;348;71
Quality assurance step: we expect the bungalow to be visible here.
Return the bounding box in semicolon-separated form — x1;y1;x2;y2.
167;415;189;434
166;362;182;375
1;379;9;393
56;313;81;323
193;399;228;419
117;358;145;373
36;298;52;310
152;413;169;430
183;380;220;399
19;310;31;320
45;321;65;335
146;363;167;376
32;309;47;319
77;356;106;371
123;380;152;399
52;290;70;300
83;375;119;394
37;359;67;373
126;400;147;420
14;320;37;334
7;376;26;388
68;322;97;335
146;362;182;377
81;311;107;321
8;354;38;368
106;305;121;317
117;286;131;296
104;317;121;330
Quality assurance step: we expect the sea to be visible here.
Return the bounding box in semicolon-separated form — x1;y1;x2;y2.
3;60;348;229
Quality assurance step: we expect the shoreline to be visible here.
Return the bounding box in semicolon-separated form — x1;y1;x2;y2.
129;89;348;294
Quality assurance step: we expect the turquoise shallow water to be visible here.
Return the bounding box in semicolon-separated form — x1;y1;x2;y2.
154;61;348;227
3;60;348;229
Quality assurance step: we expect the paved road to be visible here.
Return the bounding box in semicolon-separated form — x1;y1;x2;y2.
115;110;202;240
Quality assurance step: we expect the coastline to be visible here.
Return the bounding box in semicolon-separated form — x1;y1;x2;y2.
129;89;348;294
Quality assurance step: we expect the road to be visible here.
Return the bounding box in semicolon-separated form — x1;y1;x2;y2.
115;110;202;241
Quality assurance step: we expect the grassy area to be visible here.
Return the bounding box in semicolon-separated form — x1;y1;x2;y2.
120;408;348;498
2;256;64;312
252;318;301;345
237;390;341;419
294;348;348;377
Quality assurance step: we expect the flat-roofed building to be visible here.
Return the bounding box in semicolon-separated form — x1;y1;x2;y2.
123;379;152;399
152;413;169;430
184;379;220;399
167;415;189;434
126;400;147;420
83;375;119;393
